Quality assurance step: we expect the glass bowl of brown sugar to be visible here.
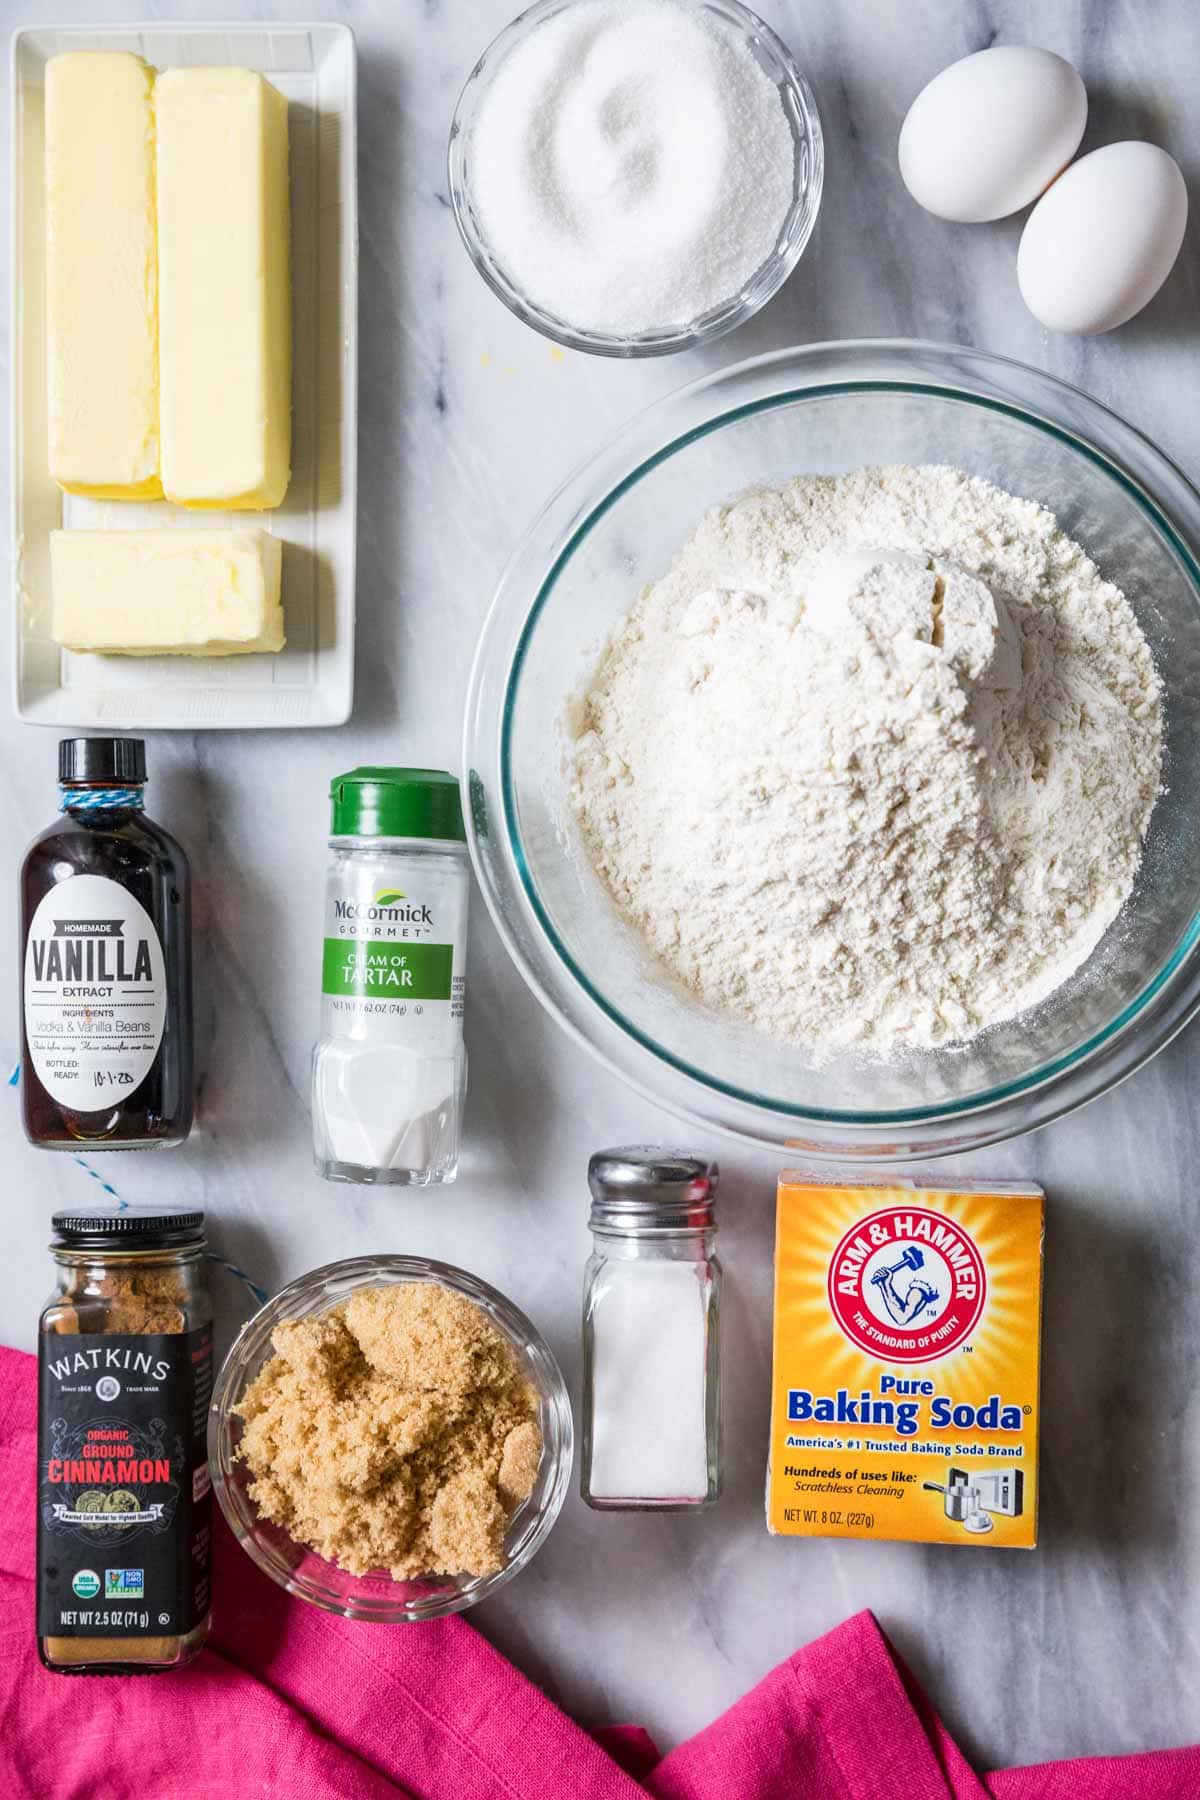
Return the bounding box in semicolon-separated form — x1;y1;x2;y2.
209;1255;573;1622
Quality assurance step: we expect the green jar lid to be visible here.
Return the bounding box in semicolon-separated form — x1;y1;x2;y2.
329;768;466;842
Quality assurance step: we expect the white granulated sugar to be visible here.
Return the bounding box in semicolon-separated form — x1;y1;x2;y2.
588;1260;709;1501
469;0;795;336
569;466;1163;1055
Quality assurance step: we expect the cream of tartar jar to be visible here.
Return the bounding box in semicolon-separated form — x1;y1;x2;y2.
312;767;469;1187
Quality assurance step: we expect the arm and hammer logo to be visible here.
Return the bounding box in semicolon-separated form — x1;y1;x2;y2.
828;1207;987;1362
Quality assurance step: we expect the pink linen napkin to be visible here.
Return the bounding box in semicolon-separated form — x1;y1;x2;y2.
1;1344;1195;1799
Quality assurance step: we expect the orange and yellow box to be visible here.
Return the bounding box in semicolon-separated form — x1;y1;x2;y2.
767;1176;1043;1549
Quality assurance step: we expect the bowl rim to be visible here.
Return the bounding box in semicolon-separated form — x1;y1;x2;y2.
208;1254;574;1622
463;338;1200;1158
446;0;825;358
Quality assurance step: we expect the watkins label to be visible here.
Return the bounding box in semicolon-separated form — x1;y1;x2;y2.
38;1330;212;1639
23;875;166;1112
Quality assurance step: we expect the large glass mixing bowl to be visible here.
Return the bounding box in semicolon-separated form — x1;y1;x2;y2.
464;342;1200;1159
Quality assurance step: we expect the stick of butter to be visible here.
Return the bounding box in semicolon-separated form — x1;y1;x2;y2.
50;530;285;656
156;69;292;510
45;53;163;500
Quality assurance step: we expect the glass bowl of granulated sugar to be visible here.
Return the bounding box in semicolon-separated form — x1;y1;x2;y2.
209;1257;573;1621
464;340;1200;1159
448;0;823;356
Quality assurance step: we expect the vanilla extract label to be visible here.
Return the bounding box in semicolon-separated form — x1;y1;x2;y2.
23;875;167;1112
30;924;154;985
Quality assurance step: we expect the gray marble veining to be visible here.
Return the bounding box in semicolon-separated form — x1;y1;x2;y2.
3;0;1200;1769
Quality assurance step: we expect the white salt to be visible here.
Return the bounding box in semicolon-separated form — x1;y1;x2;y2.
469;0;795;336
588;1258;710;1499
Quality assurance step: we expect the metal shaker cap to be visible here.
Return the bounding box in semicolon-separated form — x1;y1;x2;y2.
588;1146;718;1232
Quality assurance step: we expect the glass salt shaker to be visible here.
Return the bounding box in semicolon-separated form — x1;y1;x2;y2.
581;1147;721;1511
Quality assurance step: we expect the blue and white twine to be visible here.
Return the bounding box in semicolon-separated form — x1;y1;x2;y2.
58;785;144;813
8;1062;268;1308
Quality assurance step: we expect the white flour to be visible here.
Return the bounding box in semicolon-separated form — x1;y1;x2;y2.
568;466;1163;1054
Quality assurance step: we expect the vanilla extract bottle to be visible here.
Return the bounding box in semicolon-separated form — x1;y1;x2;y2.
20;739;193;1149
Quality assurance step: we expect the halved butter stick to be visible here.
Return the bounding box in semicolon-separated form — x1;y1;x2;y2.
45;53;162;500
156;68;292;510
50;530;285;656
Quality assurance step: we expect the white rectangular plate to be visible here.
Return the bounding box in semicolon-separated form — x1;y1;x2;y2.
11;22;358;728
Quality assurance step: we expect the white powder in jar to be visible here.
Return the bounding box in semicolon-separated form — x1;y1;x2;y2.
588;1260;711;1500
569;465;1163;1056
468;0;796;336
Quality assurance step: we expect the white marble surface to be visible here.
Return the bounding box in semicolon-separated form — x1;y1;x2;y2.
4;0;1200;1772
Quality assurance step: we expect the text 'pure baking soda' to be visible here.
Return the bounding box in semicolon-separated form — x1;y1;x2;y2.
768;1178;1044;1548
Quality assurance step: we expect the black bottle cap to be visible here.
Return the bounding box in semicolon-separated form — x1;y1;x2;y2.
51;1206;205;1251
59;738;147;784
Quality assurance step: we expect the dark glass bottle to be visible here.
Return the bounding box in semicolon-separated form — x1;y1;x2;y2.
20;739;193;1149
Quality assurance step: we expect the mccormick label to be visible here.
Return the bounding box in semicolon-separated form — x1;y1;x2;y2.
320;857;466;1055
767;1178;1043;1549
37;1330;212;1638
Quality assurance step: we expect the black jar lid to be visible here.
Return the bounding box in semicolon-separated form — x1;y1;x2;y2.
51;1206;205;1251
59;737;147;784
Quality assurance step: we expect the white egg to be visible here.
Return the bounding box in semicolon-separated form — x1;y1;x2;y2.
899;46;1087;223
1018;142;1188;334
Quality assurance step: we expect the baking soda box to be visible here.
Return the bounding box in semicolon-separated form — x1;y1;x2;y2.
768;1177;1043;1548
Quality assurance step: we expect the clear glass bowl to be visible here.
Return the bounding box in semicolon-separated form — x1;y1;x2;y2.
463;340;1200;1160
209;1256;573;1621
447;0;824;358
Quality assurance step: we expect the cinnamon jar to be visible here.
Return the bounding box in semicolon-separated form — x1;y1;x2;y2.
37;1207;213;1674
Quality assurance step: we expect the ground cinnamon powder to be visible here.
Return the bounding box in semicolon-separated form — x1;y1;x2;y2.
236;1283;543;1580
